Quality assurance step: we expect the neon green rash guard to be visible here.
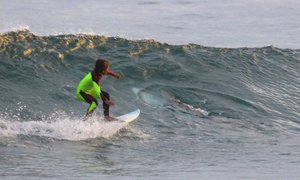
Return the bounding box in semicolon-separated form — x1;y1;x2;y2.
76;72;101;101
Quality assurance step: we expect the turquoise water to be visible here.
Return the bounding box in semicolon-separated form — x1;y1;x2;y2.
1;0;300;179
0;30;300;179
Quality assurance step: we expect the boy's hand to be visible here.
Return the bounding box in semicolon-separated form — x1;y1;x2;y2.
107;71;122;79
113;72;122;79
105;99;115;106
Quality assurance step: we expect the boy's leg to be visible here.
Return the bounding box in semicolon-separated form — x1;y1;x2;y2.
101;91;110;116
79;91;98;115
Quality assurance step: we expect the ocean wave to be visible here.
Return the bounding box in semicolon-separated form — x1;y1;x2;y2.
1;30;300;137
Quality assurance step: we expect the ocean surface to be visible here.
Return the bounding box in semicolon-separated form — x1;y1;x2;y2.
1;1;300;179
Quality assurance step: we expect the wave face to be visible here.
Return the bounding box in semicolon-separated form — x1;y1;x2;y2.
1;30;300;139
1;30;300;179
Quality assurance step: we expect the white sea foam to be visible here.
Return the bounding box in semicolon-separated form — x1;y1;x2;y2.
0;115;126;141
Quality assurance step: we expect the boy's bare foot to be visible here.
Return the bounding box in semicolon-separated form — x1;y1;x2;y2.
104;116;118;121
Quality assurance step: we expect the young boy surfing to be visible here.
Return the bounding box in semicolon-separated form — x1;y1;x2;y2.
76;59;121;121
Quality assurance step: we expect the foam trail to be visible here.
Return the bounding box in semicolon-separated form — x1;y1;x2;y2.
0;116;126;141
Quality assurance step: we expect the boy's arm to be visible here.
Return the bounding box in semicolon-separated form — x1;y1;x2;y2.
107;71;121;79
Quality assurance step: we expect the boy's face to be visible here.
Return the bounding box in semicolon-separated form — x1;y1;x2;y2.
101;64;109;75
102;69;108;75
95;59;109;75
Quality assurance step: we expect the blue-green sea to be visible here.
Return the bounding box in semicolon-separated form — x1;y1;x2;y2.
1;0;300;179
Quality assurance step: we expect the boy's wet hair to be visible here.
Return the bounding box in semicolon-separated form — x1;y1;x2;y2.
94;59;109;74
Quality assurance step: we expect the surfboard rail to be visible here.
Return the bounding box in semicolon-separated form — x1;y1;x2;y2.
115;109;140;124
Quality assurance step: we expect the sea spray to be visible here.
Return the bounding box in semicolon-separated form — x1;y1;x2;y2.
0;114;126;140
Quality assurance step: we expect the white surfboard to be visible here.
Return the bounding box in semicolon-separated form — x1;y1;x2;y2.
115;109;140;124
